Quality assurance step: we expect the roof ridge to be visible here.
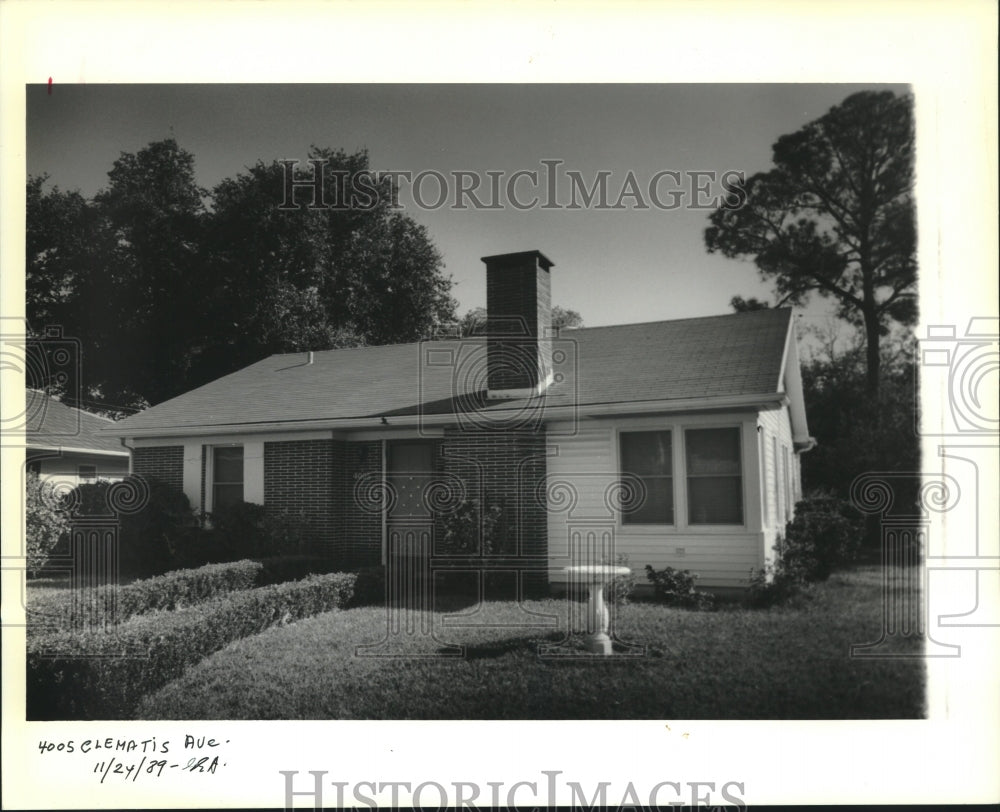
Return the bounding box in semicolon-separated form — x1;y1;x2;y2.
569;307;792;334
266;308;792;359
26;389;121;422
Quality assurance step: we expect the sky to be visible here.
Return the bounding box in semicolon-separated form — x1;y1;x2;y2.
26;83;907;331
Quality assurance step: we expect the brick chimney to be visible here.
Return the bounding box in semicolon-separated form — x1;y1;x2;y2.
482;250;554;398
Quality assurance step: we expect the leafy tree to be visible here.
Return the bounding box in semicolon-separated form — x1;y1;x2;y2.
88;138;209;406
191;148;455;387
26;142;457;405
799;327;920;523
706;91;916;399
26;177;99;330
729;295;771;313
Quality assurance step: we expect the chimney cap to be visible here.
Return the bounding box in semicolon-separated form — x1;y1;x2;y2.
480;250;555;271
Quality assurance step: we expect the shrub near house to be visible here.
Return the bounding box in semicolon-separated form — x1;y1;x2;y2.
779;493;861;582
25;474;70;575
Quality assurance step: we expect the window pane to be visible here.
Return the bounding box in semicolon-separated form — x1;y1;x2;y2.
389;442;434;473
621;431;672;476
688;477;743;525
213;446;243;483
686;428;740;475
622;475;674;524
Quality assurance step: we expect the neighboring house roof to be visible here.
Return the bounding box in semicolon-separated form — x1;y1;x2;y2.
107;308;803;438
26;390;130;457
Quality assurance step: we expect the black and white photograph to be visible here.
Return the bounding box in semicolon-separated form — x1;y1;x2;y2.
2;2;997;810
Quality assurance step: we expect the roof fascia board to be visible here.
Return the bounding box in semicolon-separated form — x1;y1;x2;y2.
107;393;787;440
27;444;131;458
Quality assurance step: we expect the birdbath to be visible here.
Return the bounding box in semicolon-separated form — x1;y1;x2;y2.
564;564;631;654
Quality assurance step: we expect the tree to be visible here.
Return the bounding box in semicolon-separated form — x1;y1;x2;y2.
729;295;771;313
799;327;920;526
706;91;916;399
456;305;583;337
26;177;99;330
26;141;457;405
191;149;456;387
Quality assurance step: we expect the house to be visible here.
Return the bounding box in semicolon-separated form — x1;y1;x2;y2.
26;389;131;487
104;251;813;591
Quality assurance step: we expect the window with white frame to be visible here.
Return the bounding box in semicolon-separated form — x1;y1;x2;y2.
78;465;97;481
212;446;244;510
620;430;673;524
686;427;743;525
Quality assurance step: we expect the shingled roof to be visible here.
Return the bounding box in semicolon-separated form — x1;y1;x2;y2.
26;390;129;455
108;307;794;436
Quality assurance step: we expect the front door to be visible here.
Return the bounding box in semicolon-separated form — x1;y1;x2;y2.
386;441;436;561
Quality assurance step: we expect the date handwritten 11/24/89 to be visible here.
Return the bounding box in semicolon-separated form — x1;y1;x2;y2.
36;736;228;784
93;755;223;783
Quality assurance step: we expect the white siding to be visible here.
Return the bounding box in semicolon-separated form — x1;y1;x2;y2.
756;403;800;568
546;411;765;590
27;452;130;490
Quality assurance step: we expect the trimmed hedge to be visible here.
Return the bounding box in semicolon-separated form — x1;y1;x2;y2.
27;571;357;720
27;560;263;632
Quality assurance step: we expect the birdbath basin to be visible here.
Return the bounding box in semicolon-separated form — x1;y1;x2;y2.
563;564;631;654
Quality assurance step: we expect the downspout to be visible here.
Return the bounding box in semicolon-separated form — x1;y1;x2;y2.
380;439;388;566
120;437;135;474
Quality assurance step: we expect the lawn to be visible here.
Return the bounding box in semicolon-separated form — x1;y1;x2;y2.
138;565;926;720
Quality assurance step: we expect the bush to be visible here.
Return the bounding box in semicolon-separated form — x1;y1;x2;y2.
27;560;264;631
207;502;305;560
780;493;860;582
26;571;357;720
645;565;715;610
604;554;636;606
25;474;71;576
68;477;196;578
437;499;505;555
744;560;806;609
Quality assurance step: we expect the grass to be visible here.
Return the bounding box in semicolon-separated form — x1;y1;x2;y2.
138;564;925;720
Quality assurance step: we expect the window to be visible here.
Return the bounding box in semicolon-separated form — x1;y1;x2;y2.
686;427;743;525
212;446;244;510
78;465;97;481
620;430;673;524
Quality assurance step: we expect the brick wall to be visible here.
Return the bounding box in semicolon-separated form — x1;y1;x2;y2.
343;440;382;566
263;439;344;554
485;252;552;392
441;427;549;595
132;446;184;492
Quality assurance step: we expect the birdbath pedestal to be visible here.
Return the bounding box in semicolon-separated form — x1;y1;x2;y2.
564;564;631;655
